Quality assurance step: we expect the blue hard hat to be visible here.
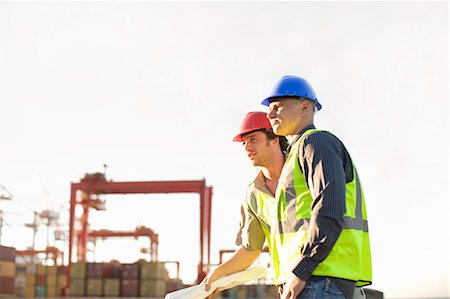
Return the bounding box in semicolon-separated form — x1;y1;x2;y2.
261;75;322;110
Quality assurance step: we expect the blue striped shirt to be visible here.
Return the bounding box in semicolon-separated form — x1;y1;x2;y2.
290;125;356;299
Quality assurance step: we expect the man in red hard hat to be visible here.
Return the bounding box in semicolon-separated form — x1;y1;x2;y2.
202;111;287;298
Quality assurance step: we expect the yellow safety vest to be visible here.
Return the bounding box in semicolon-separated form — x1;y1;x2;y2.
244;179;279;279
270;129;372;286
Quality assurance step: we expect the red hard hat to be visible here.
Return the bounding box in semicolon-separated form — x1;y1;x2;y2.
233;111;271;142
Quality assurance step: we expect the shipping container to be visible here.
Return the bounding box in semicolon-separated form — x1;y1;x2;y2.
0;261;16;277
25;274;36;286
103;278;120;296
26;264;37;275
86;278;103;296
102;262;121;278
70;262;86;279
166;278;183;293
46;273;57;287
36;265;47;276
36;274;46;285
140;278;167;297
25;285;35;298
87;263;103;278
14;284;25;297
14;272;26;287
121;263;139;279
57;275;67;288
68;278;85;296
35;285;47;297
0;246;16;262
140;261;167;279
47;285;58;297
264;284;279;298
57;265;67;275
364;288;384;299
46;265;57;276
121;278;138;297
0;277;15;295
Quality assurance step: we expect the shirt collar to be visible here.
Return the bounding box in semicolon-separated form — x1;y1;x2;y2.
251;170;273;196
286;124;316;154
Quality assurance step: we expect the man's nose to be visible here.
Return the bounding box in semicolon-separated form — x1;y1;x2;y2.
267;110;274;119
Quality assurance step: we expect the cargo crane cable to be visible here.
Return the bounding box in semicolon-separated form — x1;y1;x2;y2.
38;171;50;211
1;184;40;244
0;184;40;214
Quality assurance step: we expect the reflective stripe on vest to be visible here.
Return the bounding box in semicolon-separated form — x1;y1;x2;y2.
272;129;372;287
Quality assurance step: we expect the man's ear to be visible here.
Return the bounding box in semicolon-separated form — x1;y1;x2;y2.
271;137;280;146
299;99;314;113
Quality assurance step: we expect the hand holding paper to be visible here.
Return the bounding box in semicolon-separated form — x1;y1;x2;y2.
164;265;268;299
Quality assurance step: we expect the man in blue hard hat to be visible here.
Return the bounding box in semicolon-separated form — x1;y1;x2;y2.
263;75;372;299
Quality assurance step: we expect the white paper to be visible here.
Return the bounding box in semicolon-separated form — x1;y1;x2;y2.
164;265;268;299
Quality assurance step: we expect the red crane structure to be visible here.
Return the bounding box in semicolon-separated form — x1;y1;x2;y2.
16;246;63;265
76;225;159;261
68;173;212;286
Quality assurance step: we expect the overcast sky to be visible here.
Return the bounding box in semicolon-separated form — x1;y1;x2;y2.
1;1;448;298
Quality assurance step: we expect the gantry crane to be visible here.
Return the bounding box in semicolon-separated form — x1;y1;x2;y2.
68;173;212;288
76;225;159;261
16;246;63;265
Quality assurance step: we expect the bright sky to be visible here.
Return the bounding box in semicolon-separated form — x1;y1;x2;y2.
1;1;448;298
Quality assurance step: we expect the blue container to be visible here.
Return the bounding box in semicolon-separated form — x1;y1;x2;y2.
35;285;47;297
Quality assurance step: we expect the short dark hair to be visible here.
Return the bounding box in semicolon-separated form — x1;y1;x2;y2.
263;129;288;154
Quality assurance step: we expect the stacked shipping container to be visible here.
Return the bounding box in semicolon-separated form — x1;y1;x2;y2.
69;261;86;296
67;261;168;297
3;258;283;298
16;264;67;297
140;262;167;297
120;263;139;296
102;262;121;296
0;246;16;297
86;263;102;296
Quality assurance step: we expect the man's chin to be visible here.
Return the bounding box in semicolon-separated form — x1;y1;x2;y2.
273;127;284;136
